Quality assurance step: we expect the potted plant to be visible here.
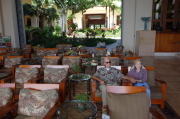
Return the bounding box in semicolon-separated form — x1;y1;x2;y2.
72;64;82;77
87;57;92;64
76;92;89;110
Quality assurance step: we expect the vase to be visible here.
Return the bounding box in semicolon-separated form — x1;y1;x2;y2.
141;17;151;30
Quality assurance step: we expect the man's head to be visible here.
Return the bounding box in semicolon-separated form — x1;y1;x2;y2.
104;58;111;68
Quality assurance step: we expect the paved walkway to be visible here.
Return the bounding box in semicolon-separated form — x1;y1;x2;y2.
88;37;121;54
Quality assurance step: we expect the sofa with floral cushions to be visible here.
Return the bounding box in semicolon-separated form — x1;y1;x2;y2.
0;84;61;119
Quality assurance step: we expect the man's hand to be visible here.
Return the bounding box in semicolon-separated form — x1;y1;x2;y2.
100;80;105;85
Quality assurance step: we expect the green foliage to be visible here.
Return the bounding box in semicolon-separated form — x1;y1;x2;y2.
72;64;82;73
53;25;62;35
87;57;92;62
76;92;89;103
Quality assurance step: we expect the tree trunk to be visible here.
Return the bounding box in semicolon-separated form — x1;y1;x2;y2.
109;7;110;29
113;9;114;25
39;14;45;30
105;5;107;28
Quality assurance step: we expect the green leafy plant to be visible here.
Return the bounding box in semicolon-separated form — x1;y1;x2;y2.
72;64;82;73
87;57;92;62
76;92;89;103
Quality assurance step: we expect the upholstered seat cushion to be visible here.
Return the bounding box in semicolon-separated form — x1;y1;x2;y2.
0;72;10;79
18;88;58;117
0;68;12;75
44;67;68;83
0;88;13;107
150;86;162;99
10;51;20;56
107;92;150;119
15;67;39;83
4;57;21;68
42;58;59;68
0;50;7;53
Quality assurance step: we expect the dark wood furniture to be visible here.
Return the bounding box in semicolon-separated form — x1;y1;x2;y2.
0;84;61;119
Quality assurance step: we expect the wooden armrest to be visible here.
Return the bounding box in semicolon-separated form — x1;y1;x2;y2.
121;79;133;86
0;102;18;118
0;76;14;83
155;79;166;84
44;101;61;119
150;107;166;119
28;76;44;83
61;77;68;82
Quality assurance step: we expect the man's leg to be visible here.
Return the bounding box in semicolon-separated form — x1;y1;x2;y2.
100;84;107;106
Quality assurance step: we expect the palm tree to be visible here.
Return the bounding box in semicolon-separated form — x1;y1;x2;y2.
23;0;59;30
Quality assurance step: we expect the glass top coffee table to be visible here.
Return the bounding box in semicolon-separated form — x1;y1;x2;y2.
69;74;91;100
56;100;97;119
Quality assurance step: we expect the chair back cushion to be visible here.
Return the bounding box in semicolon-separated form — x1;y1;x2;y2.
42;58;59;68
37;50;47;56
147;70;156;86
46;50;58;56
94;49;106;57
0;88;13;107
44;67;68;83
62;57;80;73
18;88;58;117
15;67;39;83
107;92;150;119
101;57;120;66
4;57;21;68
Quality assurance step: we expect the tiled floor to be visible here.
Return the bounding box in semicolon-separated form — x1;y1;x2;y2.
142;56;180;118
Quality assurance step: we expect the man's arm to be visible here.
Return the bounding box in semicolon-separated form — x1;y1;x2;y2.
92;75;105;85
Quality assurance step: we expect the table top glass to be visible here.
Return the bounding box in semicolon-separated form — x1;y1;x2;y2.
56;100;97;119
69;74;91;81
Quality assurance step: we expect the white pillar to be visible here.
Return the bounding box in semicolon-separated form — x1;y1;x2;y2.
1;0;20;48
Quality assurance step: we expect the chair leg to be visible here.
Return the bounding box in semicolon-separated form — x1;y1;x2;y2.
160;101;165;109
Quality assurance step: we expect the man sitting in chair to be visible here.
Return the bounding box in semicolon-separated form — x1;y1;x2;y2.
92;58;136;106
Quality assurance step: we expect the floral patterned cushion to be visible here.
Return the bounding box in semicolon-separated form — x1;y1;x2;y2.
0;88;13;107
15;67;39;83
94;49;107;57
62;57;80;73
10;51;20;56
62;57;80;68
18;88;58;117
4;57;21;68
80;46;86;51
0;50;7;53
116;45;123;51
24;45;31;51
44;67;68;83
101;57;120;66
36;50;47;57
42;58;59;68
64;45;72;50
46;50;58;56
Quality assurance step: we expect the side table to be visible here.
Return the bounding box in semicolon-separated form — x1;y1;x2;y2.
69;74;92;100
56;100;97;119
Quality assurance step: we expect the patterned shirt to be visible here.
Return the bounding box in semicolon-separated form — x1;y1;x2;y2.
93;67;124;85
127;69;147;83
